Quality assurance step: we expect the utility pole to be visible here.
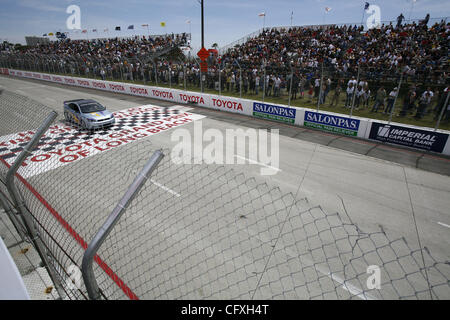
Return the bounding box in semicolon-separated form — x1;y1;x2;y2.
201;0;204;48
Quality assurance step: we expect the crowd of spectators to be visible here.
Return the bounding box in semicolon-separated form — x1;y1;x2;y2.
1;33;189;81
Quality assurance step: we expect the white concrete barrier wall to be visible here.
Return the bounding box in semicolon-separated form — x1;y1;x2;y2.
4;69;450;156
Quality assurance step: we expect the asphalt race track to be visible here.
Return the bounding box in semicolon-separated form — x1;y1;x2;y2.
1;75;449;300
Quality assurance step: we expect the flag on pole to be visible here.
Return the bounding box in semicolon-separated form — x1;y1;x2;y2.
364;2;370;10
48;32;54;36
115;26;121;31
128;25;134;30
92;29;97;32
160;22;166;27
104;28;109;32
186;20;191;24
325;7;332;13
43;33;47;36
141;24;149;27
81;30;87;33
258;12;266;17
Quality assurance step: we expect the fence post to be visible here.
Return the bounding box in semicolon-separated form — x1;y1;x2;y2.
434;91;450;131
169;64;172;88
5;111;66;299
198;60;204;93
288;67;294;108
262;63;266;102
388;72;403;123
317;62;324;111
82;150;165;300
183;63;187;91
218;65;222;96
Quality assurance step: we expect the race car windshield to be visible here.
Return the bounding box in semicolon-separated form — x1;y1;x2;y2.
80;103;106;113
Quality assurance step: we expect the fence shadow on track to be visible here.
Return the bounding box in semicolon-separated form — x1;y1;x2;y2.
0;89;449;300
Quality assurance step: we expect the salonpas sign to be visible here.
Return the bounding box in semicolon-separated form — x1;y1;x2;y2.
253;102;296;124
304;111;360;136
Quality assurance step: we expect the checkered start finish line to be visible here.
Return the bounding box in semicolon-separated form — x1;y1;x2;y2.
0;104;205;178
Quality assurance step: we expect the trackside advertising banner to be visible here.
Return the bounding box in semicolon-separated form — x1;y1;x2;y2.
253;102;296;124
6;69;450;155
304;111;360;136
368;122;449;153
6;70;253;116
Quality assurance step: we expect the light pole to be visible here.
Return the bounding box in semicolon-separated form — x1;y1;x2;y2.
201;0;204;48
408;0;417;23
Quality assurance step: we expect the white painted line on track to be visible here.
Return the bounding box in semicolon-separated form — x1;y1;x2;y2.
234;155;281;173
437;221;450;229
150;179;181;198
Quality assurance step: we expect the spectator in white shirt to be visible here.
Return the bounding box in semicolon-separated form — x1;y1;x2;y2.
384;87;399;114
345;83;355;108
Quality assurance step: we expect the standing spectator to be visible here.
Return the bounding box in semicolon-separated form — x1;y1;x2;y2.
330;80;342;107
249;74;255;94
267;75;274;97
324;77;332;104
291;73;299;100
396;14;405;28
422;87;434;104
399;86;417;116
255;74;260;95
415;91;431;119
348;76;357;88
345;82;355;108
355;85;365;110
274;76;281;97
371;87;386;113
314;78;321;101
421;13;430;26
318;83;327;105
230;73;235;92
243;75;249;94
307;85;314;103
298;75;305;99
384;87;399;114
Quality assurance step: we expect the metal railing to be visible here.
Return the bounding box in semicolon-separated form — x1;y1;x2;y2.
82;150;164;300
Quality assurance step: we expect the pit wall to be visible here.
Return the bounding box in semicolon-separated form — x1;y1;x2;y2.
2;68;449;156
